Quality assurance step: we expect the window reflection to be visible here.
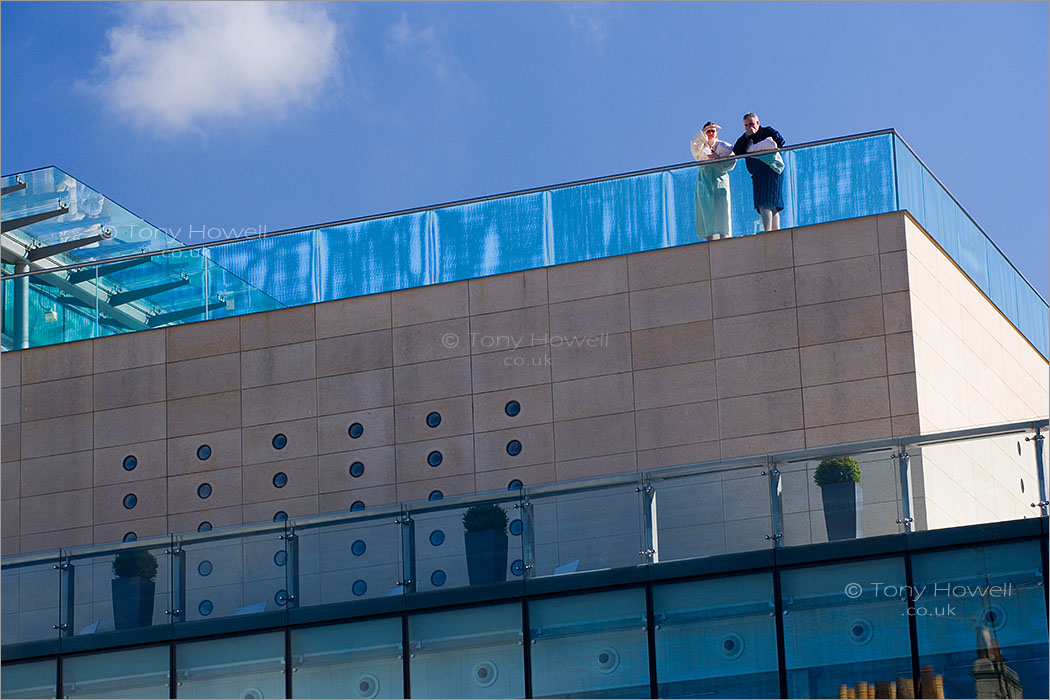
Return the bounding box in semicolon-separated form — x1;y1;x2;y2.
291;618;403;699
63;646;168;698
175;632;284;699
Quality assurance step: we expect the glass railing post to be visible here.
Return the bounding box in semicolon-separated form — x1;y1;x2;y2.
54;554;74;638
894;444;915;532
283;526;300;609
12;263;29;349
167;539;186;623
765;461;784;547
1027;428;1048;516
516;491;535;578
638;475;658;564
397;508;416;594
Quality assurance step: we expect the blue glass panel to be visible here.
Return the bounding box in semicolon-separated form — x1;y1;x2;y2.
986;243;1020;322
176;632;284;698
790;135;896;229
893;136;926;229
0;658;56;699
434;192;547;279
207;229;318;307
954;212;988;293
290;618;404;699
62;646;169;699
921;168;960;261
1015;279;1050;358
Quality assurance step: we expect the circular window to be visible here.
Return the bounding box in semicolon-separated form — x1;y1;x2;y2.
355;674;380;700
197;521;212;533
273;472;288;488
350;500;366;512
506;440;522;456
427;451;443;467
507;479;524;491
426;412;442;428
122;532;137;543
431;570;447;587
349;461;365;478
122;455;137;471
351;539;367;556
511;559;525;576
122;493;137;509
848;618;874;645
509;519;523;536
352;580;367;597
984;605;1007;630
473;661;498;687
198;600;214;616
719;632;745;659
505;400;521;417
348;423;364;439
198;560;213;576
429;529;445;546
595;647;620;674
273;511;288;522
274;550;287;567
197;483;212;499
275;589;288;607
272;433;287;450
428;490;444;501
196;445;212;461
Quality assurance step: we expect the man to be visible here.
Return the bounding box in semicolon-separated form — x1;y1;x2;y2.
732;112;786;232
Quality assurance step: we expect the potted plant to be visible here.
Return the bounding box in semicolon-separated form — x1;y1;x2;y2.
814;456;863;541
462;503;509;585
111;548;158;629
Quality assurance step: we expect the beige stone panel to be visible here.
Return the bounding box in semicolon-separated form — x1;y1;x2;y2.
318;407;394;455
393;356;472;404
550;330;632;382
394;395;473;444
636;401;719;450
473;424;555;471
718;389;803;439
629;281;713;330
547;256;627;302
719;430;805;459
636;440;721;470
634;361;716;409
95;439;167;485
553;412;636;461
93;364;166;411
318;484;398;513
468;269;548;314
885;332;916;375
627;243;710;291
315;292;392;340
167;506;243;535
167;317;240;362
242;379;318;427
23;489;93;533
167;390;240;438
317;368;393;417
165;429;240;477
802;377;891;428
716;350;800;400
20;376;92;421
167;467;240;515
631;321;715;370
888;373;919;417
880;250;910;295
391;281;469;327
21;527;91;553
240;306;315;351
20;338;92;384
470;345;551;394
396;474;476;503
2;537;18;556
804;418;893;448
711;228;794;276
241;342;316;389
711;268;795;319
556;452;637;481
318;446;396;494
93;477;166;524
714;309;799;359
1;386;18;424
797;295;885;347
552;372;634;420
475;462;556;492
1;459;18;500
799;337;887;387
242;456;318;504
876;213;907;253
395;434;474;482
392;317;471;364
2;423;19;461
472;384;553;434
792;217;878;266
795;255;882;306
315;329;392;378
548;293;630;338
468;306;550;355
93;329;166;374
94;516;168;545
2;352;20;387
2;498;19;537
166;353;241;399
21;412;93;459
243;495;319;524
242;417;318;465
21;450;93;496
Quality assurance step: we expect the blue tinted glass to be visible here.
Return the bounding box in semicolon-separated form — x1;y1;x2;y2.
509;519;523;536
197;561;213;576
349;461;365;478
1;659;57;699
350;501;365;511
272;433;287;449
196;444;211;461
62;646;169;699
505;400;521;417
176;632;284;699
426;411;441;428
430;570;447;587
348;422;364;439
429;529;445;546
272;472;288;488
273;511;288;522
197;521;212;532
351;540;367;556
122;493;137;509
122;532;137;543
122;455;137;471
506;440;522;456
507;479;523;490
274;550;287;567
352;580;367;597
290;619;405;699
427;451;443;467
197;483;211;499
427;491;443;502
198;600;213;616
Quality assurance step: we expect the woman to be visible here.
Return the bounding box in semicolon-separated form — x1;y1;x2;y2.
689;121;736;241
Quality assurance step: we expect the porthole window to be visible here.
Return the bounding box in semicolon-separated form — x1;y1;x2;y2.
505;400;521;417
427;451;443;467
350;501;366;512
509;519;523;536
349;461;365;478
429;530;445;546
506;440;522;456
428;490;444;501
426;412;442;428
122;532;137;543
430;570;447;587
273;472;288;488
272;433;287;450
984;605;1007;630
274;550;287;567
848;618;874;645
198;561;213;576
351;539;367;556
196;445;212;461
197;521;212;532
595;647;620;673
122;493;137;509
122;455;137;471
719;633;745;659
197;483;212;499
352;580;367;597
507;479;523;491
275;589;288;607
348;423;364;439
198;600;213;616
273;511;288;522
511;559;525;576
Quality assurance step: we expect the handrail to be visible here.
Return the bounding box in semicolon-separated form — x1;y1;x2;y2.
3;416;1044;567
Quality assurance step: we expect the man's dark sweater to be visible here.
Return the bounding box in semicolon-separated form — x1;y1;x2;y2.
732;126;785;155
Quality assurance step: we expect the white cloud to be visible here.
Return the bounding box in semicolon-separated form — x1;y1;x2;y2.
86;1;340;135
385;12;458;83
562;2;612;49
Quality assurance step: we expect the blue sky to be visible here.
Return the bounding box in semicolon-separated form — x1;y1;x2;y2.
2;1;1047;297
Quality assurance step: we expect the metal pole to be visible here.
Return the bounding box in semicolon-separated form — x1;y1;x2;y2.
284;528;299;609
518;493;535;578
168;543;186;623
397;508;416;594
895;445;915;532
13;262;29;349
54;556;74;638
765;462;783;546
1028;428;1048;516
639;476;658;564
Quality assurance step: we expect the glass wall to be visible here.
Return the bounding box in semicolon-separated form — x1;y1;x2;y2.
0;658;56;699
291;618;403;699
175;631;285;699
62;646;169;698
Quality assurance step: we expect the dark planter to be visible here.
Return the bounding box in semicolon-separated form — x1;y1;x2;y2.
820;482;863;541
464;529;509;585
111;577;156;630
